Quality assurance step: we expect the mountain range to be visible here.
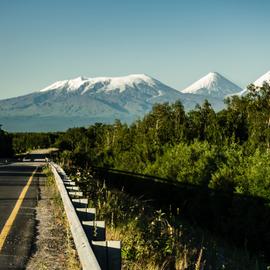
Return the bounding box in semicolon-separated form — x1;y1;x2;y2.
0;71;269;132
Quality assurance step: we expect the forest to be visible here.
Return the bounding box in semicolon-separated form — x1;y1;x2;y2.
5;82;270;268
50;83;270;201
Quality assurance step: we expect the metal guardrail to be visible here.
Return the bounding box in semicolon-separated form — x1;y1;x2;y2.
50;162;101;270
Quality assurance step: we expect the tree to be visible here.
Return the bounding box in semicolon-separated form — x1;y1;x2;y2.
0;128;13;157
187;100;221;143
245;83;270;149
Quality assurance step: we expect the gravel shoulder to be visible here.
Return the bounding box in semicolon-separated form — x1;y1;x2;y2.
26;167;81;270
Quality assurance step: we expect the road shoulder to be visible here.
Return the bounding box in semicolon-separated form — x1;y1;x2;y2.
26;166;81;270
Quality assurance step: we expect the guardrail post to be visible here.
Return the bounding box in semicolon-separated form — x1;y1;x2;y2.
72;198;89;208
83;221;106;241
92;241;121;270
76;208;96;221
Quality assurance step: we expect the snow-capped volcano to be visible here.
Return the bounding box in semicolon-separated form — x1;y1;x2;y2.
181;72;242;98
237;70;270;96
253;71;270;87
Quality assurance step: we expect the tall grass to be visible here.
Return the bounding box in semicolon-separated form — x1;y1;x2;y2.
68;166;267;270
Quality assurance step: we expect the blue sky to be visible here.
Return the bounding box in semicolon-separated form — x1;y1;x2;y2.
0;0;269;99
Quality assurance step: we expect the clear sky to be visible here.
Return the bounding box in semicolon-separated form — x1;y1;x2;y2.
0;0;269;99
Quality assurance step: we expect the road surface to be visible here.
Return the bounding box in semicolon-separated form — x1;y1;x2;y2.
0;160;45;269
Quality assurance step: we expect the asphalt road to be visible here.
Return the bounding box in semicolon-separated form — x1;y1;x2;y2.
0;161;45;269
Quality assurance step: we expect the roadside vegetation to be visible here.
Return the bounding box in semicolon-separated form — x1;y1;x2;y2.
11;82;270;268
67;166;266;269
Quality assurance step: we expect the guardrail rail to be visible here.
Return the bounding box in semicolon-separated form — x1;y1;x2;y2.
50;162;121;270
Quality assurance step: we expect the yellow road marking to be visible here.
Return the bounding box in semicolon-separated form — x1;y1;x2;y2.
0;167;38;251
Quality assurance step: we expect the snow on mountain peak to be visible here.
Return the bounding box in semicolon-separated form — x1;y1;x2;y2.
40;76;89;92
181;72;242;98
112;74;156;91
208;71;221;78
40;79;68;92
238;70;270;96
39;74;157;94
253;70;270;87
